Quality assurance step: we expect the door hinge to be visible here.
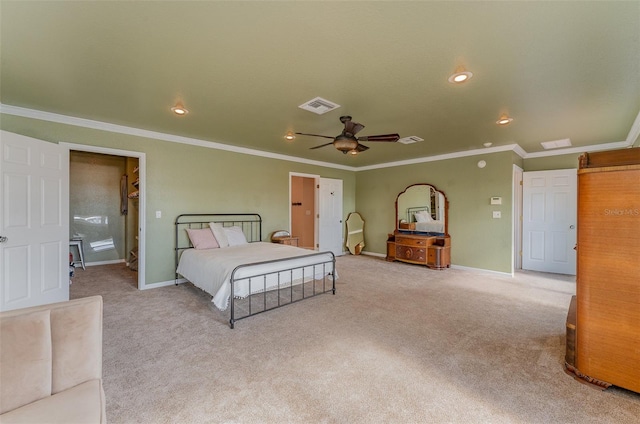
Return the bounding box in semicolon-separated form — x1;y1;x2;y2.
317;184;320;189
520;180;523;185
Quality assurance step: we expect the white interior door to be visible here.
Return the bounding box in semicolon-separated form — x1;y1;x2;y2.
522;169;577;275
318;178;343;256
1;131;69;311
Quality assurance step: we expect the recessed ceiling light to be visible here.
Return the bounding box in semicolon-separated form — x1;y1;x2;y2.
483;142;493;147
448;66;473;84
496;114;513;125
284;131;295;141
541;138;572;149
171;103;189;116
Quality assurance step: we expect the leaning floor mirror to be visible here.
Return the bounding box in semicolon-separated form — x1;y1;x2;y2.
345;212;365;255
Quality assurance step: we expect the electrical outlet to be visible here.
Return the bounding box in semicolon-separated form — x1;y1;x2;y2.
493;211;501;219
155;210;162;219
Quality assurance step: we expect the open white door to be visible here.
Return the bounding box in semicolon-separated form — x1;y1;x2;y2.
1;131;69;311
522;169;577;275
318;178;343;256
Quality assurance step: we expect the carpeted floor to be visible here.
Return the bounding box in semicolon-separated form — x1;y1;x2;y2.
70;255;640;423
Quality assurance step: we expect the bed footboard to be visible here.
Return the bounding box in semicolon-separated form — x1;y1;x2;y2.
229;252;336;329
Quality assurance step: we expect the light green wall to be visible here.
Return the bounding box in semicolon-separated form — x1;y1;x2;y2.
1;114;355;286
3;112;590;277
356;151;516;273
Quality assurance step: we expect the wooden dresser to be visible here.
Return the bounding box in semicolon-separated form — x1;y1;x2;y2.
387;233;451;270
565;147;640;393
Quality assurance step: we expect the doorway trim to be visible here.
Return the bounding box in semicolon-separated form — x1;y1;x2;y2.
61;143;146;290
512;164;523;274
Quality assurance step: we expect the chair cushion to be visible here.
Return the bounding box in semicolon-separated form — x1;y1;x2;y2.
0;379;105;424
0;310;52;414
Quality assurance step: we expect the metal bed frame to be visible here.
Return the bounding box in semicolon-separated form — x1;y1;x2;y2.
175;213;336;328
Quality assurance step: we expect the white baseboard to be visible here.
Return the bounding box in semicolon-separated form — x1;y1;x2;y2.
361;251;513;276
450;264;513;277
141;277;187;290
85;259;125;267
361;251;385;258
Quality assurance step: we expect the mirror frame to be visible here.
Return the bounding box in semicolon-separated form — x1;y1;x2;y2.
395;183;449;235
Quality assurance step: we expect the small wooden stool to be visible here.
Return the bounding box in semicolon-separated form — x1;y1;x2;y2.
69;238;86;270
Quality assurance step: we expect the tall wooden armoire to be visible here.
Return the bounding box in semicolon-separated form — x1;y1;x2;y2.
565;147;640;393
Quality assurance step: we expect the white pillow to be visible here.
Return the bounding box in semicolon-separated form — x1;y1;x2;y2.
414;211;432;223
224;226;248;246
209;223;229;248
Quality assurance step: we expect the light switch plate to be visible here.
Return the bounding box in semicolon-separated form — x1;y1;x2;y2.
490;197;502;205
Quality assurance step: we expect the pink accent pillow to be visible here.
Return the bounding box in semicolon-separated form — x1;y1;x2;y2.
185;228;219;249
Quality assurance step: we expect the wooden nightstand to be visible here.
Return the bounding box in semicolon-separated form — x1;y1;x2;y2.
399;222;416;231
272;236;299;247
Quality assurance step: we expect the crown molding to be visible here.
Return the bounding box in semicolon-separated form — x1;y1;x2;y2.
0;104;356;171
356;144;521;171
1;103;633;172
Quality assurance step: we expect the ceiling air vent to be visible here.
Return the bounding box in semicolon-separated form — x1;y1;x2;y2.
541;138;572;149
398;136;424;144
298;97;340;115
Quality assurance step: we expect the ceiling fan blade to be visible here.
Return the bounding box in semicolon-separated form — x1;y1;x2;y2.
344;121;365;136
357;133;400;142
355;143;369;152
310;142;335;150
295;132;335;140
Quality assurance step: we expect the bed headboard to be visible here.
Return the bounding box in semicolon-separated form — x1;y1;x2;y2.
406;206;430;223
174;213;262;270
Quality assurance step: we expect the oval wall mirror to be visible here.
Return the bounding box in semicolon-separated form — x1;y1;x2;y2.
395;184;448;235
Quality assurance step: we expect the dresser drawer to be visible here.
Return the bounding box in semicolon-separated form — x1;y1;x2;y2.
395;236;431;247
395;245;427;264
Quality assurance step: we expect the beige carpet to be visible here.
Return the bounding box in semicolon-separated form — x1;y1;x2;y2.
70;255;640;423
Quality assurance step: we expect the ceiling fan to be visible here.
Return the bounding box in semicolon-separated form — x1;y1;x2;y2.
295;116;400;154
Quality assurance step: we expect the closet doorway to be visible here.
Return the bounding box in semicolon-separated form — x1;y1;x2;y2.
63;143;145;290
290;174;317;249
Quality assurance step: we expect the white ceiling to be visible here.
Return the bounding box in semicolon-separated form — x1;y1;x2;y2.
1;1;639;167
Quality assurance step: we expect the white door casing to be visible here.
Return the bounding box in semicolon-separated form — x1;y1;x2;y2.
1;131;69;311
62;142;146;290
522;169;577;275
318;178;344;256
513;165;523;272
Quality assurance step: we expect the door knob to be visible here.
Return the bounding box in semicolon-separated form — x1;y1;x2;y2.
569;225;575;229
0;236;7;243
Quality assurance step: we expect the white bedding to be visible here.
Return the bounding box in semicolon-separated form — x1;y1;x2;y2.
176;242;335;311
414;220;445;233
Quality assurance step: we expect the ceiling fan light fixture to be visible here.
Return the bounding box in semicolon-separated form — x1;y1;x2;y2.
448;66;473;84
171;103;189;116
496;114;513;125
284;131;295;141
334;135;358;154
